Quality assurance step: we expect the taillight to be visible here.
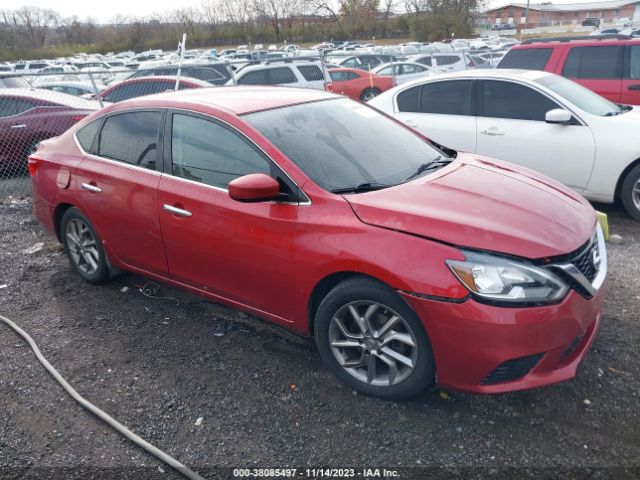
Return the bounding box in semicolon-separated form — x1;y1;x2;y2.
71;115;85;122
28;153;42;177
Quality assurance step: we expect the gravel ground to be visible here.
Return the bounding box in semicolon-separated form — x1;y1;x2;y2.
0;194;639;480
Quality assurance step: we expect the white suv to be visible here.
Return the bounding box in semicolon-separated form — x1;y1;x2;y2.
229;60;329;90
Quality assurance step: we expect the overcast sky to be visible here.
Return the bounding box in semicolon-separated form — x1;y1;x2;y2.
1;0;617;23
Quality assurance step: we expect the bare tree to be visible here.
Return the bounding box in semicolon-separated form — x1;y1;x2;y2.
13;6;59;48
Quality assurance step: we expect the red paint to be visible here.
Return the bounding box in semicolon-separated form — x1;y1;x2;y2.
506;38;640;104
228;173;281;202
325;67;395;100
31;87;604;394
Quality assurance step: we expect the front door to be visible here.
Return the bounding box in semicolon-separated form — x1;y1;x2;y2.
475;80;596;191
157;111;301;324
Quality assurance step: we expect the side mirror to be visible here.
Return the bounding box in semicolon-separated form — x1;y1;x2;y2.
545;108;572;125
228;173;283;203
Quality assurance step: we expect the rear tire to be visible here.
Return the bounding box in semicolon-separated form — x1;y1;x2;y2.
360;87;381;102
314;277;434;400
61;208;109;285
620;164;640;221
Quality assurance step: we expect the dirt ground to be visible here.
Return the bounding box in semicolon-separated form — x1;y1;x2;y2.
0;194;639;480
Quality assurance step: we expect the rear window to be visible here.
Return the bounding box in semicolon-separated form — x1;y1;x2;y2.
562;46;622;79
497;48;553;70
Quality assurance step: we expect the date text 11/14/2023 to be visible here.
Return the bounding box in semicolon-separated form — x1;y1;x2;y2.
232;468;400;478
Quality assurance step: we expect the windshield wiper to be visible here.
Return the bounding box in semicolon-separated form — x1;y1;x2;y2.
330;182;391;194
606;104;633;116
402;156;452;183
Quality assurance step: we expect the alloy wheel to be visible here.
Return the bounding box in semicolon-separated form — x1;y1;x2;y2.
328;301;418;387
633;178;640;211
65;218;100;275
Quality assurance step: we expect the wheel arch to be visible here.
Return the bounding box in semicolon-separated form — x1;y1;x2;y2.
614;157;640;201
307;271;399;336
53;202;75;242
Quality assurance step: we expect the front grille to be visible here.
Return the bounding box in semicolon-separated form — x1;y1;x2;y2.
570;238;599;283
481;353;544;385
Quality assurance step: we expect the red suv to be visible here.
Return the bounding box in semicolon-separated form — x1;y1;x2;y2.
29;87;606;399
498;35;640;104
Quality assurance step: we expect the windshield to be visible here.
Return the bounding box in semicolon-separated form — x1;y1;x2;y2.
244;98;446;192
535;75;622;116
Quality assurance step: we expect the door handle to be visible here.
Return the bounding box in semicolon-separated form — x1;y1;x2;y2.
81;183;102;193
163;204;192;217
627;84;640;90
480;128;505;136
11;124;26;129
404;119;418;128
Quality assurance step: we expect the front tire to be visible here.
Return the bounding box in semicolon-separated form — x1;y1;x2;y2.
61;208;109;285
360;87;381;102
314;277;434;400
620;164;640;221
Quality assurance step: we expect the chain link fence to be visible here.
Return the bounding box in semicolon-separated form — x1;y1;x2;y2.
0;47;500;202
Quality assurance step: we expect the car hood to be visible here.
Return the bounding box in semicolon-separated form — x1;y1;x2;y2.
345;153;596;259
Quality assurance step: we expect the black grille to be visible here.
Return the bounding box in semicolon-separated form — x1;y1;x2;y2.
481;353;544;385
570;238;599;283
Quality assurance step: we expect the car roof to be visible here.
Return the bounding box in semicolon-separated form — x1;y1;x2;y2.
0;88;101;108
120;86;336;115
394;68;553;88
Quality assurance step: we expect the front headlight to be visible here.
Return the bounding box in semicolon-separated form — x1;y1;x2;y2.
446;251;568;305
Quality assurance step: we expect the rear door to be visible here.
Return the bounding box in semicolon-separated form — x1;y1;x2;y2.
75;110;169;276
0;97;40;168
394;79;476;152
157;110;301;322
475;79;596;191
561;45;624;103
621;44;640;104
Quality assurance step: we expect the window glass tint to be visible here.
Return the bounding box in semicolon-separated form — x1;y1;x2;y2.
497;48;552;70
414;56;432;66
297;65;325;81
171;114;270;189
0;98;37;117
98;112;161;166
482;80;558;121
535;74;620;116
397;86;420;112
420;80;473;115
0;76;30;88
268;67;297;84
238;70;268;85
76;120;100;152
341;58;358;68
562;46;622;79
245;98;443;192
630;46;640;79
434;55;459;66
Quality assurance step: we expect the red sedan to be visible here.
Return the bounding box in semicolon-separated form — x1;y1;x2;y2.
0;89;99;173
30;87;606;399
96;76;210;103
326;67;395;101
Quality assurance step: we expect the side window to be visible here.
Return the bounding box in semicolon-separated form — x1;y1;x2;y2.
629;46;640;79
497;48;552;70
342;58;358;68
0;98;37;117
76;120;101;153
103;84;136;103
563;46;622;79
482;80;559;121
238;70;268;85
414;56;432;66
98;111;161;166
420;80;473;116
0;98;11;118
378;66;393;75
171;113;271;189
267;67;297;84
297;65;325;82
345;71;360;80
397;86;421;112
